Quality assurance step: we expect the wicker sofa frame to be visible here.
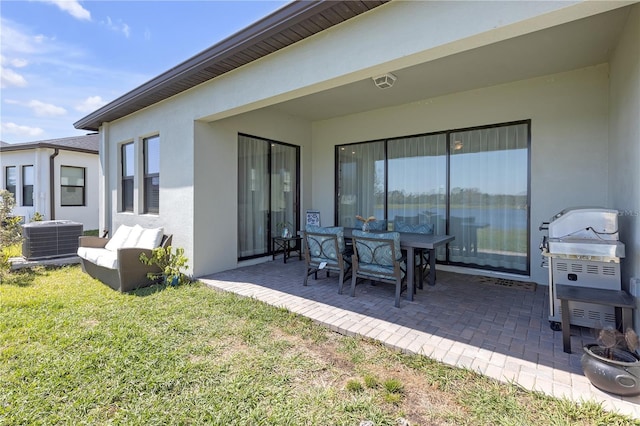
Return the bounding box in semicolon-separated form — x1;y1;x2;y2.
78;234;172;292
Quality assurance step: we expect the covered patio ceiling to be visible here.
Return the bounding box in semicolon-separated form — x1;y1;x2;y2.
270;6;631;121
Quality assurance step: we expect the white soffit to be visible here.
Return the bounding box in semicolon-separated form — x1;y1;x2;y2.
270;5;631;121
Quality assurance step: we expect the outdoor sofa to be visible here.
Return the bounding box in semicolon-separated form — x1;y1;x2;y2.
77;224;172;292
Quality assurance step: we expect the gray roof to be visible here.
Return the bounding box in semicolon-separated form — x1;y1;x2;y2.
74;0;387;132
0;134;99;154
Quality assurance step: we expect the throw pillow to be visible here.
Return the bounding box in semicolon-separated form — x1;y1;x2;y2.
137;226;165;249
105;225;133;251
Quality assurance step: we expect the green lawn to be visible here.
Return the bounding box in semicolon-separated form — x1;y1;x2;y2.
1;266;636;425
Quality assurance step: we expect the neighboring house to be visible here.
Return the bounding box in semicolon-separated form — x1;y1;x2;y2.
0;134;100;230
74;2;639;296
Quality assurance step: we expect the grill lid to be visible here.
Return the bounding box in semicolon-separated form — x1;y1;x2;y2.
543;207;624;259
547;207;619;240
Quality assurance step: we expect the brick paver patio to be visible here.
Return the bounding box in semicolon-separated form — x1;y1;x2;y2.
201;258;640;419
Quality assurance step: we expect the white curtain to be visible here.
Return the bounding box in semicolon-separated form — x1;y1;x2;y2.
388;133;447;233
238;135;268;257
449;123;528;271
337;141;385;228
270;143;297;237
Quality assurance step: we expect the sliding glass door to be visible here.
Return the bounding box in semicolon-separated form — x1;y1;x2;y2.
449;123;529;271
238;135;299;260
388;133;448;237
337;141;385;228
336;120;530;274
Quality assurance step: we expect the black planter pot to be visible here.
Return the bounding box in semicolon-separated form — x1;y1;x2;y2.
581;344;640;396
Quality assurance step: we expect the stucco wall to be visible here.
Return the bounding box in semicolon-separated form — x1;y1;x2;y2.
193;109;312;277
312;65;611;285
104;105;196;271
609;5;640;291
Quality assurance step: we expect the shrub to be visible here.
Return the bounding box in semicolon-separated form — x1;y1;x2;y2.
0;190;23;277
139;246;191;286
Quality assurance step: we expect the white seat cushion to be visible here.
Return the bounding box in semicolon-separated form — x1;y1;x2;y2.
77;247;118;269
104;225;133;251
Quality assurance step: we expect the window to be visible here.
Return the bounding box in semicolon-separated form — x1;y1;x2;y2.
336;120;530;275
5;166;16;200
22;165;34;206
143;135;160;214
121;143;134;212
61;166;85;206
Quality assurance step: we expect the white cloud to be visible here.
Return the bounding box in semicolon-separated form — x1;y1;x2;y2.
0;66;28;88
39;0;91;21
33;34;47;44
102;16;131;38
6;57;29;68
1;122;44;138
0;18;149;142
0;19;50;57
0;19;95;82
27;100;67;117
75;96;107;113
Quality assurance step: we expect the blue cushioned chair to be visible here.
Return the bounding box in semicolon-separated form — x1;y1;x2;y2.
303;225;352;294
370;220;387;231
394;221;434;290
350;230;406;308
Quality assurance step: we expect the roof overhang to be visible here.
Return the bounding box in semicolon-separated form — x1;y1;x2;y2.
74;0;388;132
0;143;98;154
269;4;633;121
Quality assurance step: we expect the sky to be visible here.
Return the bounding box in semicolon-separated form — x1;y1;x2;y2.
0;0;289;144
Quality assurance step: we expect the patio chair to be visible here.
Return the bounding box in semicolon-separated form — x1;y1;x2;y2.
394;221;434;289
370;220;387;231
302;225;352;294
350;230;406;308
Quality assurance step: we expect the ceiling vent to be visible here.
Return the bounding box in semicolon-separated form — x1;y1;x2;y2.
372;73;397;89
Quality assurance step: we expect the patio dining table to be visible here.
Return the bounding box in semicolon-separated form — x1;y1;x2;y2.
344;228;454;302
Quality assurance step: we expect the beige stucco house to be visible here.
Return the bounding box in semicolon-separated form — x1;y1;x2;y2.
74;1;639;303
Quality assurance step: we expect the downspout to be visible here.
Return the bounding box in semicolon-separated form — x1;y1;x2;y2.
49;148;59;220
100;124;111;236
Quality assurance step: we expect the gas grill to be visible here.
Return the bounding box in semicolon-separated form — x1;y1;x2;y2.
540;208;625;330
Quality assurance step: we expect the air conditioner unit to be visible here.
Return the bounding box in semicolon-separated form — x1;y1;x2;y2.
22;220;83;260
